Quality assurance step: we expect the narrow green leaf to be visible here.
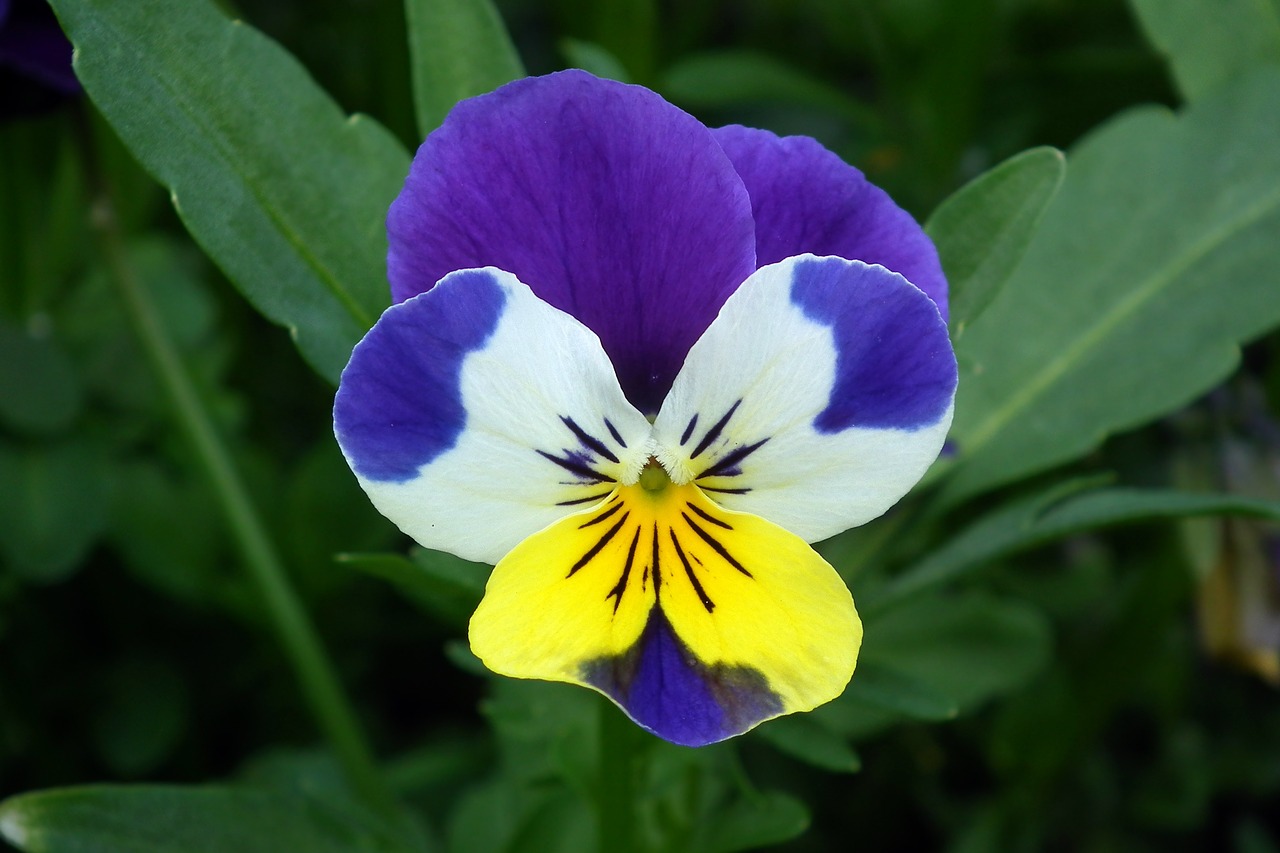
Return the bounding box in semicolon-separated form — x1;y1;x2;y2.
821;593;1051;740
405;0;525;136
862;594;1050;714
925;146;1065;335
338;548;486;627
703;791;809;853
840;661;959;721
941;69;1280;503
1131;0;1280;102
0;785;403;853
754;715;862;773
49;0;409;384
871;483;1280;613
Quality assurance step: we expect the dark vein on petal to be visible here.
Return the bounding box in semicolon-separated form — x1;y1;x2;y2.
556;491;612;507
567;512;630;577
562;416;620;463
604;418;627;448
650;524;662;597
670;529;714;612
607;526;642;613
537;449;609;483
690;400;742;459
680;414;699;445
682;512;752;577
701;486;752;495
686;502;732;530
697;437;770;479
579;501;624;528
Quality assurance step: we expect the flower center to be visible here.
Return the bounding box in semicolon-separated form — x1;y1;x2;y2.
637;458;671;493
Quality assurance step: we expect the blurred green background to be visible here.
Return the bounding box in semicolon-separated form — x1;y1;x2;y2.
3;0;1280;851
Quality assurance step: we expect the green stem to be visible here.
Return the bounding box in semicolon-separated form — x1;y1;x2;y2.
88;174;394;817
597;698;639;853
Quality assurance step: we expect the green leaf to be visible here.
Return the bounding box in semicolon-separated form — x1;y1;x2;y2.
941;69;1280;503
1131;0;1280;102
925;146;1066;335
49;0;410;384
0;321;83;435
701;790;810;853
753;714;862;773
0;785;407;853
840;661;960;721
91;658;189;778
560;38;631;83
820;592;1052;740
660;50;881;130
405;0;525;136
870;482;1280;613
0;439;107;583
337;547;486;628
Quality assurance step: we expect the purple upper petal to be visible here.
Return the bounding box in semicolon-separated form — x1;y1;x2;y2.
713;125;948;321
388;70;758;414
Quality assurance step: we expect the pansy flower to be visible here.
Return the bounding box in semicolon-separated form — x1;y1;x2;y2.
334;70;957;747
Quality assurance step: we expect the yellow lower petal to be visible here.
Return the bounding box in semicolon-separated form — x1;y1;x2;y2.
468;473;861;746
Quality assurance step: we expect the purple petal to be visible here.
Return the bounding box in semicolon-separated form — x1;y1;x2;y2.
334;269;507;483
789;256;955;432
387;70;758;414
583;607;783;747
714;125;948;321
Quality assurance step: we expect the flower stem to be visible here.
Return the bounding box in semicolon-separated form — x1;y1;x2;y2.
597;698;639;853
88;173;394;818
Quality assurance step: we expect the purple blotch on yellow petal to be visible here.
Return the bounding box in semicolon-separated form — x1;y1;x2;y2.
334;269;507;482
789;256;957;433
583;606;783;748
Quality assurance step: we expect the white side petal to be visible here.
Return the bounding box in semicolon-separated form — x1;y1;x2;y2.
335;268;652;564
653;254;957;542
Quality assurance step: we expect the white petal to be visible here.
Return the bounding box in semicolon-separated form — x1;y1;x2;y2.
653;254;956;542
335;268;652;563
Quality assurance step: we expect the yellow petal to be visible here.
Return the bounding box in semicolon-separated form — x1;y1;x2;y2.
468;472;861;746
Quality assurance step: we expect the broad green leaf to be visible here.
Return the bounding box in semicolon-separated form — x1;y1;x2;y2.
840;661;959;721
754;714;862;773
941;69;1280;503
337;548;486;628
820;592;1051;740
0;785;404;853
870;483;1280;613
0;439;106;583
660;50;881;130
1131;0;1280;102
406;0;525;136
701;791;809;853
925;146;1066;335
49;0;410;385
0;322;83;435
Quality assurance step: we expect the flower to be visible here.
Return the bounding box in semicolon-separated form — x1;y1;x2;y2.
334;70;957;747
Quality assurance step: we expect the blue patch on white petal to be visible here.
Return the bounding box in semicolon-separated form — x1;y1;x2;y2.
334;269;507;482
788;256;956;433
